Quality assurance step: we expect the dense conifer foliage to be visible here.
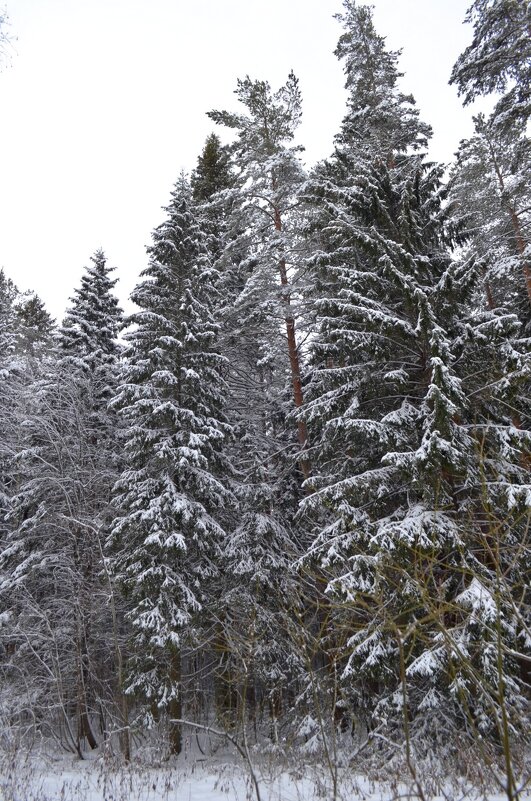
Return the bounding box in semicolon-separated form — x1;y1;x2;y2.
298;2;529;761
0;0;528;787
450;0;531;125
191;133;234;204
334;0;432;160
449;112;531;316
450;0;531;313
109;179;233;753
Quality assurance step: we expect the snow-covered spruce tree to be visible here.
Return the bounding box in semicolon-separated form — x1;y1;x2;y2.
110;178;232;755
300;0;530;764
333;0;431;164
191;133;235;266
0;251;123;755
296;0;435;738
58;248;122;373
14;292;55;356
191;132;234;206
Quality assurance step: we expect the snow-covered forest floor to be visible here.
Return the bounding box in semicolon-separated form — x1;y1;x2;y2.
0;760;526;801
1;740;529;801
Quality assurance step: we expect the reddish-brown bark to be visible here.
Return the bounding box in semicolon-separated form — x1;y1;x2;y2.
274;204;310;480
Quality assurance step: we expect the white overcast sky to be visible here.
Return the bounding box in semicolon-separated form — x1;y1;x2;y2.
0;0;486;322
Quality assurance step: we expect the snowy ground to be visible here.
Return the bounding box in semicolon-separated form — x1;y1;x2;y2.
0;752;528;801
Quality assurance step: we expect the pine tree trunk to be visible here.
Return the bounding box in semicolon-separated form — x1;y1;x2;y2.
273;204;310;480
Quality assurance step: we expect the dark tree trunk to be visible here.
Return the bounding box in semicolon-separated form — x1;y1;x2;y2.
168;650;182;755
